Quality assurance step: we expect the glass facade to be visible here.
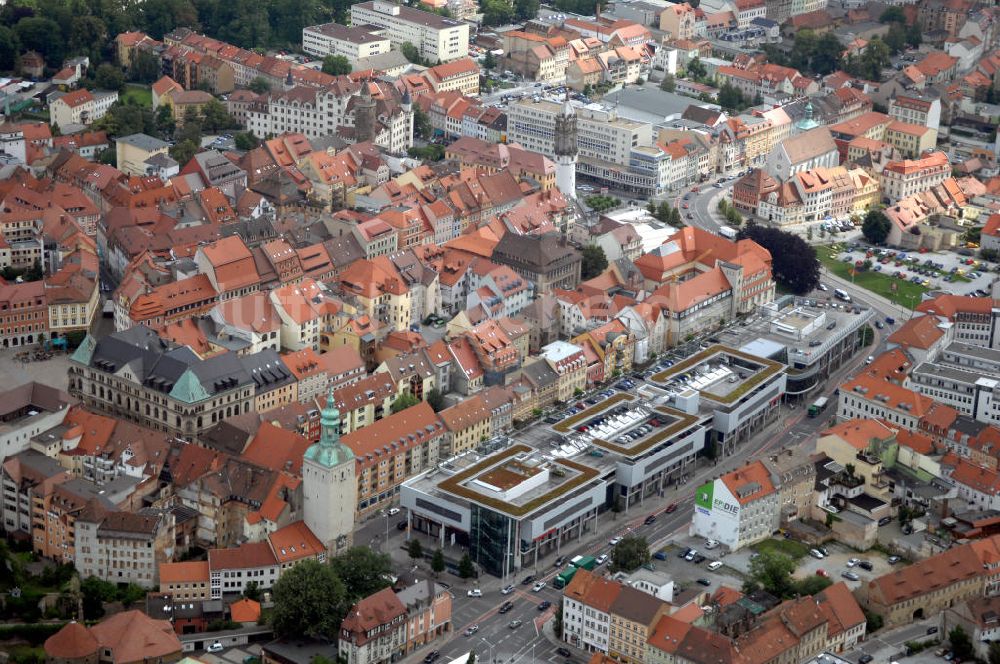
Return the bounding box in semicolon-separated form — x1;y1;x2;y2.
469;505;514;577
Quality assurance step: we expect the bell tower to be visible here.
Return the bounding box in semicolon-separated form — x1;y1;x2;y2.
554;91;578;199
302;387;356;554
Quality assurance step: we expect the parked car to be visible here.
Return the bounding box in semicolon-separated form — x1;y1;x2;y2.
858;560;874;571
595;554;608;565
841;571;860;581
858;655;873;664
521;575;535;585
424;652;441;663
809;549;825;559
207;642;224;653
609;536;622;546
397;520;408;530
467;589;482;597
887;555;902;564
387;507;400;516
707;561;723;571
846;558;859;567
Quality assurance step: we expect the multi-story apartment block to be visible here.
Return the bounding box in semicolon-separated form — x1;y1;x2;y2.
880;151;950;202
859;534;1000;627
301;23;391;63
888;94;942;132
75;510;176;587
837;373;932;429
884;120;937;158
350;1;469;63
341;401;444;520
659;3;696;39
691;460;779;550
340;587;408;664
0;382;69;463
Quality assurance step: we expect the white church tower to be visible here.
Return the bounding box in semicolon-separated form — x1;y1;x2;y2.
554;92;578;200
303;387;356;555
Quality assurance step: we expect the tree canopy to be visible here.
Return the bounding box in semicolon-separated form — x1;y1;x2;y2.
581;244;609;280
329;546;394;601
270;559;347;639
322;55;352;76
391;393;420;413
737;222;821;294
610;536;650;573
862;209;892;245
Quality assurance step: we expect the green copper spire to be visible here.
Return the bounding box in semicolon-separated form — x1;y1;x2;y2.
304;386;354;468
795;101;820;131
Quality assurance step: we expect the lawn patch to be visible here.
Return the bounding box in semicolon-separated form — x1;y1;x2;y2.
755;538;809;560
121;84;152;108
819;248;926;308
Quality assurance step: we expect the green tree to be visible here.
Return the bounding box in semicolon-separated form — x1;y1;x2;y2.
322;54;352;76
155;104;176;136
879;7;906;23
584;195;619;213
170;139;200;167
514;0;540;21
863;608;883;632
811;33;844;75
458;553;475;579
128;50;162;84
133;0;198;39
94;63;125;92
905;23;922;48
656;201;672;223
862;209;892;245
271;559;347;639
483;50;497;71
431;548;446;575
68;16;108;65
201;98;235;132
860;38;891;80
738;221;820;294
0;26;20;72
401;41;425;65
81;576;118;620
718;82;749;113
407;538;424;560
330;547;393;602
659;74;676;92
885;23;906;54
949;625;973;661
425;388;445;412
987;640;1000;664
669;206;682;227
793;575;832;596
243;580;261;601
248;77;271;94
610;535;650;572
482;0;514;25
581;244;609;280
234;131;259;150
412;103;433;139
391;393;420;413
15;17;64;67
687;57;706;80
744;550;796;597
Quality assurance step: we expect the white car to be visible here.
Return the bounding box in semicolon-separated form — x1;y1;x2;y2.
707;561;723;571
206;642;224;653
595;554;608;565
809;548;825;559
387;507;401;516
501;585;515;595
532;581;547;592
467;589;482;597
704;540;718;549
609;536;622;546
846;558;860;567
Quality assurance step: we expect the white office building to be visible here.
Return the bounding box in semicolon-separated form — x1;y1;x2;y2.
349;1;469;63
302;23;392;64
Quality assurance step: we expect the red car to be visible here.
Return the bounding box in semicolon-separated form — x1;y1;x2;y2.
682;203;690;209
816;569;828;577
665;503;678;514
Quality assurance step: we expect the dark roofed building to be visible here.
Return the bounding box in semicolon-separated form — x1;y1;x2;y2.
491;232;582;292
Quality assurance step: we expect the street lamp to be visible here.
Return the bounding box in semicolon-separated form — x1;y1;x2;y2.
480;636;496;664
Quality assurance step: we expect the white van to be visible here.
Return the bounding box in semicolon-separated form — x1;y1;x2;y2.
833;288;852;302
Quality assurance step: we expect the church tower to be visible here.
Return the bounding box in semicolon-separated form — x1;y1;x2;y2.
303;387;356;554
554;92;578;199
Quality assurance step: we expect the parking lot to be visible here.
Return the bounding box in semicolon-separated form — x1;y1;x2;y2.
792;543;896;591
836;244;997;297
